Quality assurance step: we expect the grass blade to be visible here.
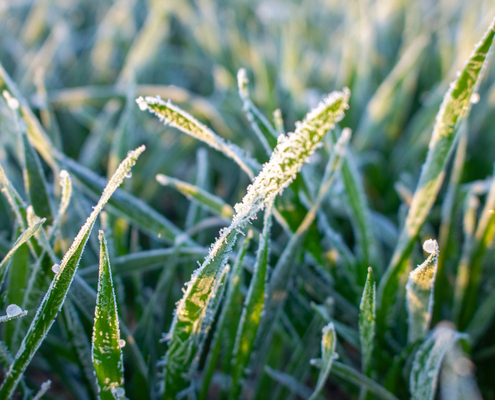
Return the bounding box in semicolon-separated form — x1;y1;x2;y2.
406;239;439;344
229;206;273;399
410;323;469;400
264;366;313;399
308;322;336;400
359;267;375;373
0;146;144;398
92;231;125;400
377;19;495;332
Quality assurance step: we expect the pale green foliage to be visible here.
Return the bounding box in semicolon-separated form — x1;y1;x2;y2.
359;267;376;373
308;322;336;400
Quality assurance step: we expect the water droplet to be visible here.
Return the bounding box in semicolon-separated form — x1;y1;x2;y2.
6;304;23;318
470;93;480;104
111;387;125;398
51;264;60;274
125;172;132;179
422;239;438;254
118;339;126;348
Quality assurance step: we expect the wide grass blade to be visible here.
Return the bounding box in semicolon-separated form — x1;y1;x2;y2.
308;322;336;400
229;206;273;399
137;95;260;179
377;19;495;332
161;89;349;399
406;239;439;343
0;146;144;398
410;323;469;400
92;231;124;400
359;267;375;373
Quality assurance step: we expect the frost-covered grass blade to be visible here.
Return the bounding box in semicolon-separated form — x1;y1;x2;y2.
308;322;336;400
359;267;375;374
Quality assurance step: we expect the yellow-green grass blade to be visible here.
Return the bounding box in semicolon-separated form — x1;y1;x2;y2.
229;206;273;399
0;146;144;398
156;174;234;220
308;322;336;400
92;231;125;400
377;19;495;333
161;89;349;399
359;267;376;374
406;240;439;344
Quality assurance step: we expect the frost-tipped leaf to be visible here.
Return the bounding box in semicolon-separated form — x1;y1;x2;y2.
92;231;124;399
359;267;375;373
308;322;336;400
0;146;144;398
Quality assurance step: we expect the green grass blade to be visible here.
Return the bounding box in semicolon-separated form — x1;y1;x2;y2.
92;231;125;400
200;230;253;400
237;68;278;153
465;286;495;344
229;206;273;399
359;267;376;373
137;96;260;180
162;89;349;399
410;324;469;400
156;174;234;219
377;19;495;332
0;146;144;398
308;322;336;400
49;170;72;242
264;366;313;399
406;239;439;344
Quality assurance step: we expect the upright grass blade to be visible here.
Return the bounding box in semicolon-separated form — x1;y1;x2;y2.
137;95;260;179
406;239;439;344
200;231;253;400
410;323;469;400
50;170;72;242
237;68;279;154
229;206;273;399
359;267;375;374
161;89;349;400
377;19;495;332
92;231;124;400
0;146;144;398
156;174;234;219
308;322;336;400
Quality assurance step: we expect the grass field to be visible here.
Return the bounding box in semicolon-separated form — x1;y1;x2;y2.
0;0;495;399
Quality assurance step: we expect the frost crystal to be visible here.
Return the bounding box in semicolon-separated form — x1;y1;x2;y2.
422;239;438;254
6;304;23;318
51;264;61;274
2;90;19;110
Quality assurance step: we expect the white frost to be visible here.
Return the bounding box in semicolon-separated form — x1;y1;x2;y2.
422;239;438;254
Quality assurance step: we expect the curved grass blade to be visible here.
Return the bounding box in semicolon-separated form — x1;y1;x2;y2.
200;231;253;400
229;206;273;399
156;174;234;219
92;231;124;400
410;323;469;400
137;95;260;180
161;89;349;399
308;322;336;400
377;19;495;332
237;68;278;154
0;146;145;398
406;239;439;344
359;267;375;374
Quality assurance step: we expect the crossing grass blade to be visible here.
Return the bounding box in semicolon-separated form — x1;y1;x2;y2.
359;267;375;374
161;89;349;399
410;323;469;400
0;145;144;399
229;206;273;399
137;95;260;179
308;322;336;400
264;366;313;399
92;231;125;400
377;19;495;333
156;174;234;219
406;239;439;344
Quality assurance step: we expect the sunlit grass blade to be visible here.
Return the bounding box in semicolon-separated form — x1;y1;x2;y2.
377;19;495;332
308;322;336;400
162;89;349;399
200;231;253;400
156;174;234;219
229;206;273;399
237;68;278;154
137;95;260;179
359;267;375;374
410;323;469;400
92;231;125;400
0;146;144;398
406;239;439;344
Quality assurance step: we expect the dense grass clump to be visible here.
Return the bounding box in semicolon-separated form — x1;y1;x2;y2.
0;1;495;400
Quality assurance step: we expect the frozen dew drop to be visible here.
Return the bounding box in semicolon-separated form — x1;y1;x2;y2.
125;172;132;179
51;264;61;274
2;90;19;110
470;92;480;104
111;387;125;398
422;239;438;254
6;304;23;318
136;97;148;111
118;339;126;348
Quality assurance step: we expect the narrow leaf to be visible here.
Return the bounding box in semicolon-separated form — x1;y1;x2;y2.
359;267;375;373
308;322;336;400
